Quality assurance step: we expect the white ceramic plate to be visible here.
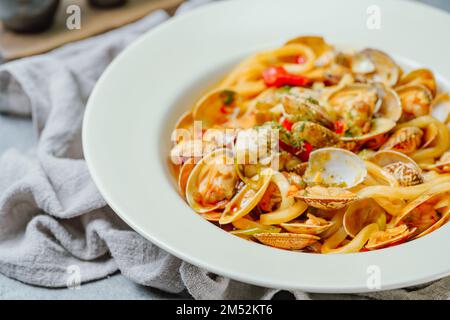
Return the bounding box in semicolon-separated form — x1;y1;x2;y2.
83;0;450;293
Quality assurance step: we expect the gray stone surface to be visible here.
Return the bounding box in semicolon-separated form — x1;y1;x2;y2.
0;0;448;300
0;272;190;300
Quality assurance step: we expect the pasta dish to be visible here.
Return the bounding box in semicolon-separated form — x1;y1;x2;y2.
169;36;450;253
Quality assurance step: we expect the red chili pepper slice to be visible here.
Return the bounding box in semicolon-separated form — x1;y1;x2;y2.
220;105;233;114
333;120;345;134
281;118;293;131
262;67;285;87
278;140;301;155
299;142;313;162
279;140;314;162
262;66;310;87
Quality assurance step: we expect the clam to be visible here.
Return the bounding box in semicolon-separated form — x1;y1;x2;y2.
178;159;195;196
365;225;416;250
381;162;424;187
326;84;378;132
351;49;401;86
340;118;395;149
304;63;352;85
170;139;217;165
219;168;274;224
291;121;340;148
186;148;238;213
394;185;450;238
327;83;402;125
175;111;194;131
397;69;437;97
396;84;433;118
343;199;386;238
351;51;375;74
325;84;397;144
282;94;334;128
289;162;308;176
430;93;450;124
303;147;367;188
374;83;402;122
281;213;333;235
370;150;423;186
370;150;419;168
380;127;423;154
422;122;439;148
200;211;222;222
192;89;241;127
253;233;320;250
295;186;358;210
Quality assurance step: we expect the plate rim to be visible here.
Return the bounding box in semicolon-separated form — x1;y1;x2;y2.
83;0;450;293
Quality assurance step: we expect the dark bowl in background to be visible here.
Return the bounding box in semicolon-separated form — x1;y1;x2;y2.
0;0;128;34
0;0;61;33
89;0;127;8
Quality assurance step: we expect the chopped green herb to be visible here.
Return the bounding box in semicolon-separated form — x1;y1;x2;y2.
306;97;319;105
220;90;236;106
279;85;292;93
344;128;353;137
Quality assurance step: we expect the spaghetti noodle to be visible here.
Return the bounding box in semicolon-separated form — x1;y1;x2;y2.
170;36;450;253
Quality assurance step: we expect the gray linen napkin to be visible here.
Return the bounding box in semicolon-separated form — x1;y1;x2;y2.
0;0;448;300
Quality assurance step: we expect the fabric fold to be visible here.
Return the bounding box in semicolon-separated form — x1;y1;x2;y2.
0;0;448;300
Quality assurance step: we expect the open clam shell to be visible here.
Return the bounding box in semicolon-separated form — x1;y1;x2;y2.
327;83;402;123
178;159;195;197
351;49;401;87
422;122;439;148
370;150;420;169
253;233;320;250
303;147;367;188
282;94;334;128
395;184;450;238
396;84;433;118
326;84;378;119
414;207;449;239
343;199;386;238
340;118;396;144
430;93;450;124
397;69;437;97
193;88;241;127
291;121;340;148
295;186;358;210
186;148;237;213
380;126;423;154
281;214;333;235
365;225;416;250
219;168;274;224
374;83;402;122
175;111;194;131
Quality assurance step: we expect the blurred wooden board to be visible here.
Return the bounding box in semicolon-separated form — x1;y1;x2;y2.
0;0;183;61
